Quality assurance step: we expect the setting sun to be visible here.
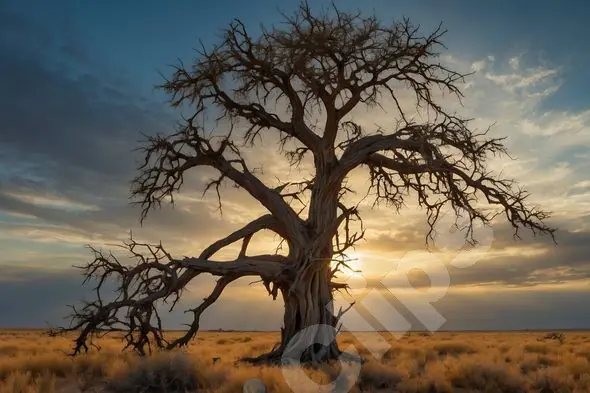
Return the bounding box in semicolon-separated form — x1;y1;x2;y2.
332;251;365;278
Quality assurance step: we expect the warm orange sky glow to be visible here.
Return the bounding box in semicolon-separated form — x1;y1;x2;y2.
1;0;589;332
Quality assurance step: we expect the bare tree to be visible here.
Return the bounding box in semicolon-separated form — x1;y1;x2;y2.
53;2;555;364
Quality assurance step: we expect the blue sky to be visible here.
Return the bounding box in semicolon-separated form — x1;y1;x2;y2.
1;0;590;330
5;0;590;108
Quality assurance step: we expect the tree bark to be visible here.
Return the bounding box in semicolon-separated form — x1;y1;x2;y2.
282;263;340;360
244;260;341;364
244;151;344;364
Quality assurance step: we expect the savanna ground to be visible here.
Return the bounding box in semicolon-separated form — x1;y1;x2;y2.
1;329;589;393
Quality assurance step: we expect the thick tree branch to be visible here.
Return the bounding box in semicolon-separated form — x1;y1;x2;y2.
336;127;424;178
50;213;292;356
58;248;288;356
179;255;287;278
351;123;556;242
132;120;308;248
198;214;286;259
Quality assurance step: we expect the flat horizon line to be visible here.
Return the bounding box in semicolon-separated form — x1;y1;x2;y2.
3;327;590;333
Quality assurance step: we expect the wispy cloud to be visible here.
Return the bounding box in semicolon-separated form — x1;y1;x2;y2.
1;2;589;329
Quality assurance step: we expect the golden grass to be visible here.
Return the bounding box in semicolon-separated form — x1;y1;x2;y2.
1;329;590;392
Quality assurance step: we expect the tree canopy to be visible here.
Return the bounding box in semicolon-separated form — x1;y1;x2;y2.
52;2;555;364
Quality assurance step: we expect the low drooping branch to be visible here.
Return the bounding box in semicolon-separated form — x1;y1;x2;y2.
366;151;555;240
51;213;292;356
165;275;237;349
336;119;556;242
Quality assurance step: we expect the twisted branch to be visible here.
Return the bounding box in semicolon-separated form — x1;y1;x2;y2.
51;214;291;356
334;118;555;243
131;118;307;248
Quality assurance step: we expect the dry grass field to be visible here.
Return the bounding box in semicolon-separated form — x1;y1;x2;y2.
0;329;589;392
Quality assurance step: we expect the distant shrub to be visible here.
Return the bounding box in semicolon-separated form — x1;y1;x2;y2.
538;332;565;344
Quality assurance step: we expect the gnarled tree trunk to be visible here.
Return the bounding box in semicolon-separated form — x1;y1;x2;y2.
246;168;343;364
275;152;343;363
245;260;340;364
283;261;339;360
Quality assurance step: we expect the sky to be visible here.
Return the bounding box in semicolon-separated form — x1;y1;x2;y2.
1;0;590;331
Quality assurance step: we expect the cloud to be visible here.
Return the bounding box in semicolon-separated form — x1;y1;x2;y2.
0;7;276;262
